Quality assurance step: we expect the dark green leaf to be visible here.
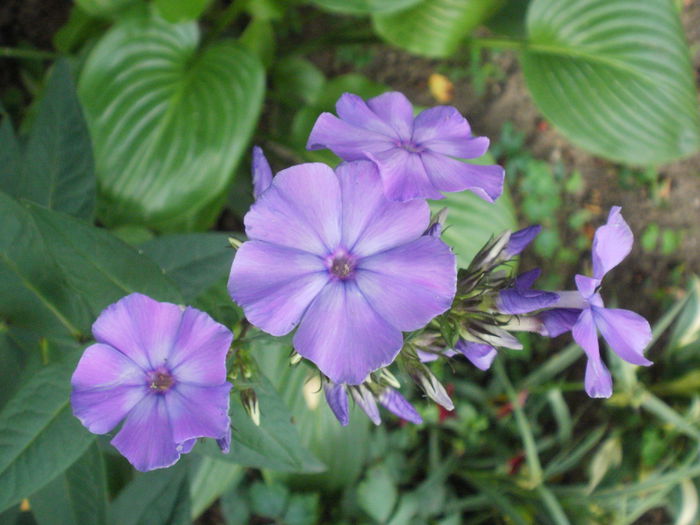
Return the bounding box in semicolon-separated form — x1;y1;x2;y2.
357;465;398;523
31;442;107;525
373;0;503;57
249;481;288;518
79;10;265;230
140;233;234;302
0;113;20;196
240;19;276;68
0;358;95;513
154;0;212;22
311;0;422;14
272;57;326;107
522;0;700;164
109;463;191;525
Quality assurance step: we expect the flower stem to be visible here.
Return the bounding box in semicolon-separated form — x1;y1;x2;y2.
0;47;56;60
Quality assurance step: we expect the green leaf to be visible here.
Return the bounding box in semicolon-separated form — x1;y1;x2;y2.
109;463;191;525
75;0;139;18
240;19;276;68
154;0;212;22
0;358;95;513
431;162;517;268
31;442;107;525
522;0;700;165
357;465;398;523
373;0;503;57
669;276;700;352
0;193;181;345
198;366;324;473
1;61;95;219
272;57;326;107
249;481;288;518
188;456;243;520
79;9;265;231
311;0;422;15
139;233;234;302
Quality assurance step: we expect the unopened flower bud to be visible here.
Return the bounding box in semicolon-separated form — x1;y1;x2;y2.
376;368;401;389
407;364;454;411
290;352;303;366
350;384;381;425
240;388;260;426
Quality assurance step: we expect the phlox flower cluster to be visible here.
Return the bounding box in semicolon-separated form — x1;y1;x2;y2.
70;91;653;468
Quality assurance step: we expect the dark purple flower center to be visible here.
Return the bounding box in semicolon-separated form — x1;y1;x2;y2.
396;139;424;154
148;367;175;393
327;250;357;280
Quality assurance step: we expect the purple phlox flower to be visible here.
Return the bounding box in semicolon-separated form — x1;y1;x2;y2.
252;146;273;199
503;225;541;258
424;207;448;238
497;268;559;315
324;380;422;425
547;207;652;398
454;340;498;371
379;388;422;424
306;91;504;202
229;160;457;385
71;293;233;471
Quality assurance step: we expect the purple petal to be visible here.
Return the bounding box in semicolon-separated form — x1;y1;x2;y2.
379;388;422;424
252;146;273;199
217;427;231;453
335;92;401;139
350;385;381;425
366;92;414;140
306;112;394;159
504;225;541;258
324;382;350;426
515;268;541;290
244;163;342;255
229;241;328;336
355;236;456;331
293;281;403;385
112;395;181;471
167;307;233;385
165;383;232;445
572;309;612;398
538;308;581;337
593;307;653;366
370;148;443;201
417;349;457;362
92;293;183;369
592;206;633;279
497;269;559;315
178;438;197;455
71;343;147;434
412;106;488;159
419;152;504;202
336;160;430;257
575;274;601;300
454;340;497;371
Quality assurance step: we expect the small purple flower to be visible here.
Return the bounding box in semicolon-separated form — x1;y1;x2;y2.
252;146;273;199
229;160;456;384
71;293;233;471
504;225;541;258
307;92;504;202
547;207;652;398
497;268;559;315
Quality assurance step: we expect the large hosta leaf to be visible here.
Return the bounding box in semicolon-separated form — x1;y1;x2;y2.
311;0;421;15
79;10;264;231
522;0;700;165
372;0;503;57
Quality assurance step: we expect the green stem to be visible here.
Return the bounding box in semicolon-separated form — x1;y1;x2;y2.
468;37;527;51
494;360;543;487
0;47;57;60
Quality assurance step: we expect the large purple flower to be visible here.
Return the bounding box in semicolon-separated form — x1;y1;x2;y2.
306;92;504;202
71;293;233;471
228;160;457;384
547;207;652;398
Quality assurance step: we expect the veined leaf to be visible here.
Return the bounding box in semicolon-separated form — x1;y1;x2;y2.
373;0;503;57
0;358;94;513
311;0;421;15
522;0;700;165
79;9;265;231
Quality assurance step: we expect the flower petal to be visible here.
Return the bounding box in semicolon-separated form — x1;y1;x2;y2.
355;236;456;331
229;241;328;336
336;160;430;257
366;92;414;139
454;341;497;371
244;163;342;255
294;281;403;385
165;383;232;445
335;92;401;138
379;388;422;424
575;274;601;300
252;146;273;199
350;385;381;425
370;148;443;202
412;106;487;159
71;385;146;435
592;206;633;279
324;382;350;426
538;308;581;337
168;307;233;384
497;270;559;315
306;113;395;160
572;309;612;398
593;307;653;366
72;342;145;390
112;395;180;471
92;293;184;369
504;225;541;258
419;152;504;202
